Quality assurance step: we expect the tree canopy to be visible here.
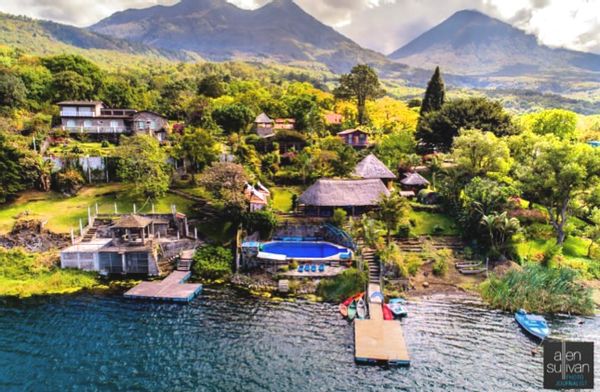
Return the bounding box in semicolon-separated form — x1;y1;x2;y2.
334;64;385;125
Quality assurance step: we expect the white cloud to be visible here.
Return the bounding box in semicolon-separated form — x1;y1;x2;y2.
0;0;598;54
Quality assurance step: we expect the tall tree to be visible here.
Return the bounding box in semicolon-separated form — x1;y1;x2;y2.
174;128;219;173
376;192;411;244
420;66;445;115
0;133;25;203
518;142;600;245
451;129;512;177
334;64;385;125
116;136;170;199
212;103;254;134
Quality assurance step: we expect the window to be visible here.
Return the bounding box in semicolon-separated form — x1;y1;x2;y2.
149;121;156;130
83;120;92;128
110;120;119;128
138;121;145;130
66;120;76;128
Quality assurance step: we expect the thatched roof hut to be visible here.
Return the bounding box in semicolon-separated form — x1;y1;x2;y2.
111;214;152;229
298;179;390;207
353;154;396;180
400;172;430;187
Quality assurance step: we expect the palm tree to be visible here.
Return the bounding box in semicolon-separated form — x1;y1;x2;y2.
480;211;520;259
376;192;411;244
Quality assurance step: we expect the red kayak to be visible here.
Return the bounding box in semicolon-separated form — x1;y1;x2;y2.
342;292;364;306
382;303;394;320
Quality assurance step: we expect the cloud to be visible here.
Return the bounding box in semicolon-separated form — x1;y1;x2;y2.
0;0;598;54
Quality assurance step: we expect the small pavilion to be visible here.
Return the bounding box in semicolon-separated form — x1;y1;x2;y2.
110;214;154;244
353;154;397;188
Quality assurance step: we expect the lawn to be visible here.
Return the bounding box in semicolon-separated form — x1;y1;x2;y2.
0;183;196;234
409;210;460;236
271;186;304;213
46;141;117;157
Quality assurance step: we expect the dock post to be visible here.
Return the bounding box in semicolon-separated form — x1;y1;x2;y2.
87;206;92;227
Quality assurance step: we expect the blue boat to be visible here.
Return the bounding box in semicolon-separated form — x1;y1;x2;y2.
388;298;408;318
515;309;550;340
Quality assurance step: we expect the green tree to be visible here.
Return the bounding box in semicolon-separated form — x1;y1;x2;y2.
585;208;600;257
50;71;94;102
452;129;512;177
100;75;135;108
334;64;385;125
197;74;226;98
198;162;250;207
524;109;577;140
0;133;25;203
417;97;516;151
420;66;445;115
480;212;520;258
116;135;170;199
212;103;254;134
517;142;600;245
374;131;416;170
376;193;411;244
0;71;27;109
175;128;219;172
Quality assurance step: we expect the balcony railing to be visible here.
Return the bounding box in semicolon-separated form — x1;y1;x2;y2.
60;111;96;117
62;126;129;134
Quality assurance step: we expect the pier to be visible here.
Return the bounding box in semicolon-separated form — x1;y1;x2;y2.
124;270;202;302
354;283;410;365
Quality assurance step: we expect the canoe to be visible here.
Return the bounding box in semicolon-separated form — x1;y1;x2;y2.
382;304;394;320
342;292;365;307
387;302;408;318
515;309;550;340
339;303;348;317
347;301;357;320
356;298;367;319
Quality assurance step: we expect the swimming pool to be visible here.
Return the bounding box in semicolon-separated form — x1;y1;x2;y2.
259;241;351;260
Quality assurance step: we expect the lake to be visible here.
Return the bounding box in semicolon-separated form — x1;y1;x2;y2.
0;289;598;391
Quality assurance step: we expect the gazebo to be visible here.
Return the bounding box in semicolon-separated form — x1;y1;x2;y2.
400;172;430;192
254;112;274;138
110;214;154;244
353;154;396;188
298;178;390;216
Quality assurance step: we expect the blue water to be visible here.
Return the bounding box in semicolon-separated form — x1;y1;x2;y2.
0;290;598;391
261;241;347;258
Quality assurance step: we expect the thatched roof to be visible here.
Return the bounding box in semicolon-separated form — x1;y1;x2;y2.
353;154;396;180
298;179;390;207
400;172;430;186
112;214;152;229
254;112;273;124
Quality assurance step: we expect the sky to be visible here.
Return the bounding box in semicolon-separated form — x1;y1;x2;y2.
0;0;599;54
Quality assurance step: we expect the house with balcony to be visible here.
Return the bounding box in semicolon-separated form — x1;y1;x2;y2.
337;128;369;148
57;101;168;141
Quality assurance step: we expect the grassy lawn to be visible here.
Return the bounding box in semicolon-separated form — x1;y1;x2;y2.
271;186;304;213
409;210;460;236
0;183;195;234
46;141;117;157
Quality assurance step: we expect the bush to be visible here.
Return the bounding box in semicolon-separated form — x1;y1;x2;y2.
192;246;233;280
289;260;299;270
432;224;444;234
332;208;347;227
432;258;448;276
397;223;410;238
316;268;367;302
405;254;422;276
54;168;84;195
242;210;277;240
101;140;110;148
480;264;594;315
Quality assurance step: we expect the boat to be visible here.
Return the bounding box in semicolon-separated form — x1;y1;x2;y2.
388;298;408;318
339;303;348;317
382;303;394;320
347;301;357;320
356;298;367;319
515;309;550;340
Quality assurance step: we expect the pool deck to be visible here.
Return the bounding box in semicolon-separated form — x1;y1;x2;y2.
124;271;202;303
354;283;410;366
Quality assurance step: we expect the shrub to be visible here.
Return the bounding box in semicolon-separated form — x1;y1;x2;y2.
480;264;594;315
432;224;444;234
289;260;299;270
316;268;367;302
54;168;84;195
432;258;448;276
101;140;110;148
405;254;422;276
192;246;233;280
397;223;410;238
242;210;277;240
332;208;347;227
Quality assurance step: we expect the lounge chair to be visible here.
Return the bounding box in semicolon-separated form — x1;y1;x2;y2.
318;264;325;273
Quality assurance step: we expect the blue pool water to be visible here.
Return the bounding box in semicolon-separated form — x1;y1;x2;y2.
261;241;348;258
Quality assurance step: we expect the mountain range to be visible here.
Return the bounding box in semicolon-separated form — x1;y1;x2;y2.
1;0;600;99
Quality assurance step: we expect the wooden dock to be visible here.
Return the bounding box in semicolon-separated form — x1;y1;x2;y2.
354;283;410;365
124;271;202;302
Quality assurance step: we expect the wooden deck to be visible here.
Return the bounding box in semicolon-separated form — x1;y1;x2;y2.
124;271;202;302
354;283;410;366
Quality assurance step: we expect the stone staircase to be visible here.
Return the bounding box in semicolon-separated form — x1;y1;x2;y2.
363;247;380;284
395;236;465;255
81;221;102;242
